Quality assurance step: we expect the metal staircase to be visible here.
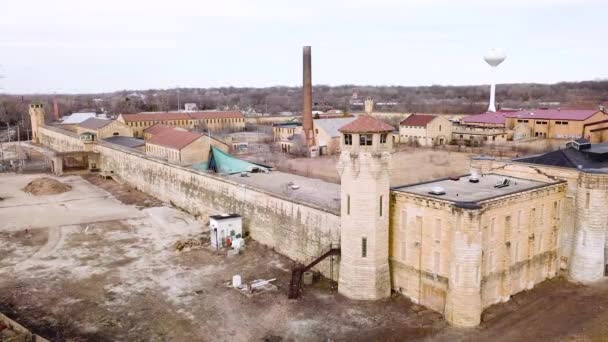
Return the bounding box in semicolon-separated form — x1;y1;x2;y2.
288;245;340;299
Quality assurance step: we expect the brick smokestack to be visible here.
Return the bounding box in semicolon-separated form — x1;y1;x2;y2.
53;98;60;121
302;46;314;147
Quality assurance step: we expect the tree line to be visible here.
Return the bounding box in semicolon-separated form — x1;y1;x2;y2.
1;80;607;127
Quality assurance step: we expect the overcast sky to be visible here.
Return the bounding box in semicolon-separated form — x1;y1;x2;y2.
1;0;607;94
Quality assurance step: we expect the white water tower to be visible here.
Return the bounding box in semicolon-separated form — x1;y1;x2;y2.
484;48;507;112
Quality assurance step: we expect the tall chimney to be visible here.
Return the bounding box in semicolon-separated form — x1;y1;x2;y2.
53;98;60;121
302;46;314;147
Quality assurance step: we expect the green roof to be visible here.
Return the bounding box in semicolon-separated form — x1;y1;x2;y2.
192;146;269;174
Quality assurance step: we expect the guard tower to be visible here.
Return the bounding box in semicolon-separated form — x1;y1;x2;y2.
364;97;374;114
29;103;45;143
337;115;394;300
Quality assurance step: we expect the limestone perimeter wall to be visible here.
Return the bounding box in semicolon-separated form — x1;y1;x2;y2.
95;142;341;275
38;126;85;152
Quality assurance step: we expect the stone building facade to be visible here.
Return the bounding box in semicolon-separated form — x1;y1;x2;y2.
390;176;566;326
398;114;452;146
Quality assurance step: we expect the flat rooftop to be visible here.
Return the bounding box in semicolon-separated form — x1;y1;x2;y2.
393;174;555;203
225;170;340;212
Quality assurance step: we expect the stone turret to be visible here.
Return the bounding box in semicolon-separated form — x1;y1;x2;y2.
569;171;608;282
337;115;394;300
29;103;45;143
445;206;483;327
364;97;374;114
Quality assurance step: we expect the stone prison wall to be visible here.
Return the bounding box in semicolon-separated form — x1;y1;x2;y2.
36;125;341;277
96;142;341;276
39;126;85;152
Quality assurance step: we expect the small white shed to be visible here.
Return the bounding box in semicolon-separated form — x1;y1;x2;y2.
209;214;243;248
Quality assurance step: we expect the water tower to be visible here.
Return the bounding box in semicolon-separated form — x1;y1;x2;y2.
484;48;507;112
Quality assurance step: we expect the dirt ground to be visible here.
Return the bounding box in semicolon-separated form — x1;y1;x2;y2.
1;173;608;341
244;147;474;186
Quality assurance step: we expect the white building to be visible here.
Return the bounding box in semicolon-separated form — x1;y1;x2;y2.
209;214;243;248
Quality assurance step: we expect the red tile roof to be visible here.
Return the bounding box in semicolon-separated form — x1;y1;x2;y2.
147;129;202;150
121;112;191;122
188;111;244;120
399;114;437;127
505;109;600;121
144;124;175;135
338;115;395;133
121;111;244;122
462;111;512;125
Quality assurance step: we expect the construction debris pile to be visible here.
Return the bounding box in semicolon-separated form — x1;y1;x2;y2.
22;177;72;196
174;236;207;251
230;275;277;297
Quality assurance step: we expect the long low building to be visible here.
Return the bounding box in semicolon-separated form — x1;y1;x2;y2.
117;111;245;138
505;109;606;139
145;126;229;165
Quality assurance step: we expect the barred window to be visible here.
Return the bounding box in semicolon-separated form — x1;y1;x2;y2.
344;134;352;145
360;134;373;146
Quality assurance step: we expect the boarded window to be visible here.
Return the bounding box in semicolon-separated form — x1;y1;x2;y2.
586;192;590;209
583;230;587;246
379;195;383;217
434;252;440;273
401;209;407;232
517;210;522;231
434;218;441;241
540;204;545;224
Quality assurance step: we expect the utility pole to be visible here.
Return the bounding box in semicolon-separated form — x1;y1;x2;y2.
6;122;10;143
177;88;181;112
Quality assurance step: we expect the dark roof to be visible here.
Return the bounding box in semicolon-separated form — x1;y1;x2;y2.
515;143;608;169
103;136;145;149
79;117;112;130
209;213;242;220
338;115;394;133
400;114;437;127
148;129;202;150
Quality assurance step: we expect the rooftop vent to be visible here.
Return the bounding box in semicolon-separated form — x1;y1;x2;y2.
429;186;446;195
494;178;511;188
469;173;480;183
